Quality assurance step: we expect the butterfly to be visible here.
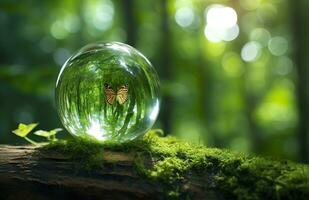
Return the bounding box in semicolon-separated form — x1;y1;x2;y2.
104;83;129;105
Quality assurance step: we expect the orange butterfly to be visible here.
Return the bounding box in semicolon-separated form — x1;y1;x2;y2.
104;83;129;105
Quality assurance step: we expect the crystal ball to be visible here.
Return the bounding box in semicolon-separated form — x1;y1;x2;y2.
55;42;160;142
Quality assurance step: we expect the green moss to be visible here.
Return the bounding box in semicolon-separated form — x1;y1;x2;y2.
43;130;309;199
45;136;104;170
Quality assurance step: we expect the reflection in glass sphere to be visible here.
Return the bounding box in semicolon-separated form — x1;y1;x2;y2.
55;42;160;142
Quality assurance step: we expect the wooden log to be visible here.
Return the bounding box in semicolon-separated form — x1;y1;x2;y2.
0;134;308;200
0;145;161;200
0;145;217;200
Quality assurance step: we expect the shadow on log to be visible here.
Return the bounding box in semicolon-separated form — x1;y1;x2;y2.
0;132;308;200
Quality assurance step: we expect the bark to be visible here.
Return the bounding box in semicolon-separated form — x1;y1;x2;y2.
0;145;215;200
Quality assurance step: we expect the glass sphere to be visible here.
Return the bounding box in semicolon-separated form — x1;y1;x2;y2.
55;42;160;142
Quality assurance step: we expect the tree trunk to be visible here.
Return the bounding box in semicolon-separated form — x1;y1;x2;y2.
291;0;309;163
122;0;137;46
159;0;173;135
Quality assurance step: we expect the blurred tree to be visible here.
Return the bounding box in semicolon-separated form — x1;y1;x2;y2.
292;0;309;163
159;0;173;134
122;0;136;46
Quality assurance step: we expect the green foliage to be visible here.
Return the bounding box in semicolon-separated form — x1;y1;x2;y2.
12;123;39;144
12;123;62;144
12;123;38;137
34;128;62;141
43;130;309;199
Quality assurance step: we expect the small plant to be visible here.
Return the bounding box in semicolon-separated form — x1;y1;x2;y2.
12;123;39;144
34;128;62;142
12;122;62;145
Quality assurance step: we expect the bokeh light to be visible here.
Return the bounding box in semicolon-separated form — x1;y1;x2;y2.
241;41;262;62
206;5;237;28
83;0;114;31
175;7;195;28
50;20;69;40
204;4;239;42
268;36;288;56
250;28;271;47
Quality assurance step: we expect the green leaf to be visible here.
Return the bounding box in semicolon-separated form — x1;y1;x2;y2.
49;128;63;136
34;128;63;138
33;130;50;137
18;123;27;129
12;123;39;137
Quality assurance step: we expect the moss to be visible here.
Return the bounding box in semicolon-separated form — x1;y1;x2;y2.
43;130;309;200
45;136;105;170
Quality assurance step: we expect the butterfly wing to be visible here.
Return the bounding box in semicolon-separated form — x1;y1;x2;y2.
104;83;116;105
117;84;129;105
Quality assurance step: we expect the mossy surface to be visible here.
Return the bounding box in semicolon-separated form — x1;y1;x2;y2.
44;130;309;200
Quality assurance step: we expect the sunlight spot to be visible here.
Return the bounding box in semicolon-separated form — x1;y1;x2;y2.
206;5;237;28
204;5;239;42
88;119;105;140
241;41;261;62
175;7;194;27
204;25;221;42
223;24;239;41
